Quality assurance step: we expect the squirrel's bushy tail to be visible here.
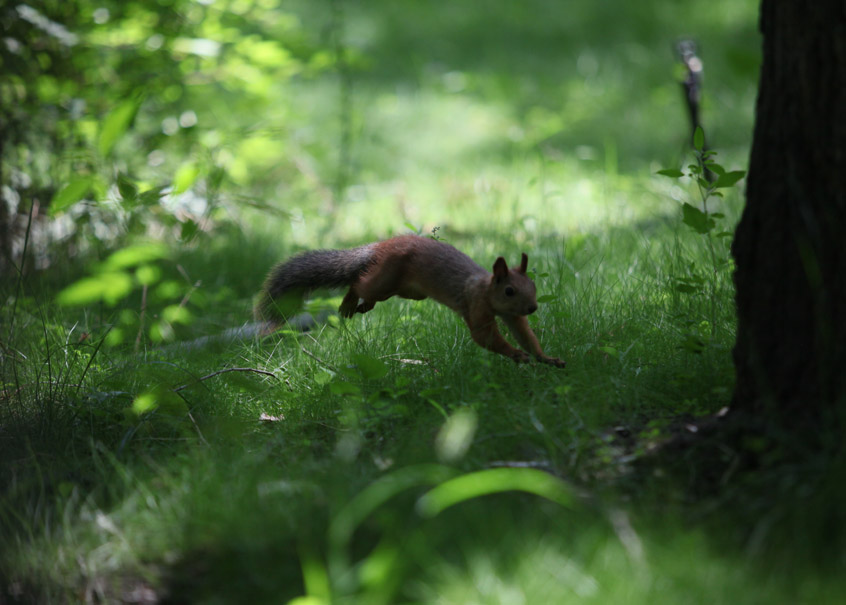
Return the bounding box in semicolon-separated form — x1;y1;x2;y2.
255;246;374;322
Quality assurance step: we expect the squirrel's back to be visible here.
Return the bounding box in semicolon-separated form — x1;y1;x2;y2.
256;235;489;322
370;235;487;311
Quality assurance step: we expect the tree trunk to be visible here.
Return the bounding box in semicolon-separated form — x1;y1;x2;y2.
731;1;846;441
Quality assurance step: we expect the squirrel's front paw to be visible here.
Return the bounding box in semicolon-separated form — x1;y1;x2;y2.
540;356;567;368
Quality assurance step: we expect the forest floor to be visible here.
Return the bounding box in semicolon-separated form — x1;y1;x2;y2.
4;1;845;603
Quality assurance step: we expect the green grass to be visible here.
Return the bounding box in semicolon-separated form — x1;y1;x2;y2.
4;208;845;602
0;196;760;602
4;0;846;602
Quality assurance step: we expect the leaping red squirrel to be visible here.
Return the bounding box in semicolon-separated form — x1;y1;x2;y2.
256;235;566;367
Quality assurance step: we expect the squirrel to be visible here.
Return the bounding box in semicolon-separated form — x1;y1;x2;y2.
255;234;566;367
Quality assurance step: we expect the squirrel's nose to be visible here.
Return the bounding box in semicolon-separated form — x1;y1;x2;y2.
526;304;538;315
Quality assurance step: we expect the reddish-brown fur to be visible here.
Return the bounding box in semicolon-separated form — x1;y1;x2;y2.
257;235;565;366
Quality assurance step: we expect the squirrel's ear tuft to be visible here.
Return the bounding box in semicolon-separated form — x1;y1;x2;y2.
493;257;509;279
519;253;528;274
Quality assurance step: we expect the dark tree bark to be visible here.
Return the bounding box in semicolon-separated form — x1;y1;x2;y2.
731;2;846;441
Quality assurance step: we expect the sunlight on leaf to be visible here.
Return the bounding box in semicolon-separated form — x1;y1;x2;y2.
435;407;478;463
101;243;168;271
132;392;158;415
57;277;104;306
105;328;125;347
287;597;328;605
173;162;200;194
329;465;456;550
162;305;193;324
50;177;93;215
150;320;175;342
57;272;133;306
416;468;575;518
135;264;161;286
359;542;400;591
99;99;141;156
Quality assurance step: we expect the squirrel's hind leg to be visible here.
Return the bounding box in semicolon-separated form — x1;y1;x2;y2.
340;287;361;317
340;286;376;317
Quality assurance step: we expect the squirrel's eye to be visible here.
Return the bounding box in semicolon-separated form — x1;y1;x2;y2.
505;286;515;297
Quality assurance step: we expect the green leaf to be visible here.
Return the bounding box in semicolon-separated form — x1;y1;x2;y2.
173;162;200;194
681;203;715;234
117;173;138;202
57;272;133;306
330;381;361;396
101;243;168;271
435;408;478;463
99;99;141;156
162;304;193;324
350;353;389;380
50;177;93;215
704;162;725;176
656;168;684;178
180;220;199;243
416;468;575;518
713;170;746;189
140;186;166;206
132;392;158;415
329;465;455;550
135;264;161;286
693;126;705;151
314;370;334;386
105;328;125;347
57;277;104;306
536;294;557;303
681;333;706;354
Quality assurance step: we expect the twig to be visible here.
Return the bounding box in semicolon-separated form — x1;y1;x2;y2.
76;328;110;396
298;345;339;373
187;410;209;446
172;366;278;392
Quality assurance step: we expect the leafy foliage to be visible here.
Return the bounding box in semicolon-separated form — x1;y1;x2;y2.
657;126;746;350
